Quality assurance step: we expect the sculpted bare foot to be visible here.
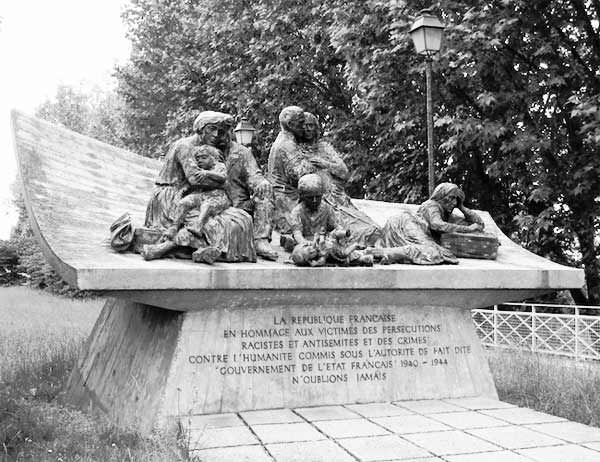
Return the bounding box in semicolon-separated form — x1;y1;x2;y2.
255;239;278;261
191;246;221;265
141;241;176;261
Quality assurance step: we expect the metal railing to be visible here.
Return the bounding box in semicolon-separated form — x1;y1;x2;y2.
472;303;600;361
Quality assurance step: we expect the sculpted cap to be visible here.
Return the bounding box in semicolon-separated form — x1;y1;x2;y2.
193;111;234;133
298;173;323;195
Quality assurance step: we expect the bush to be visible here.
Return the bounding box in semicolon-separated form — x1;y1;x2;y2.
0;242;21;286
2;230;90;298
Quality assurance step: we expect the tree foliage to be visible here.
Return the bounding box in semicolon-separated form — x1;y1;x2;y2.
35;84;127;148
116;0;599;303
116;0;353;164
434;0;600;304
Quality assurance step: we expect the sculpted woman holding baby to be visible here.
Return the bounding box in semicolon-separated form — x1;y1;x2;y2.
142;111;256;264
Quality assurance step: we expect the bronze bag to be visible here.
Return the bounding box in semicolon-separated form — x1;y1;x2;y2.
109;213;134;252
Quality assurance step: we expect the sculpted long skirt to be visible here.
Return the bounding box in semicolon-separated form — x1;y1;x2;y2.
380;211;457;265
145;185;256;262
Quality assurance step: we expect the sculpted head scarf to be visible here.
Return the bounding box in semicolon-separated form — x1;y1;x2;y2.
430;182;465;204
193;111;234;133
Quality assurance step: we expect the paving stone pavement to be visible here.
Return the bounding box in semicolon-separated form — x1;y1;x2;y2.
185;398;600;462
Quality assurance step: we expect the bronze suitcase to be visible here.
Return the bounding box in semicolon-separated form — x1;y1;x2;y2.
440;231;499;260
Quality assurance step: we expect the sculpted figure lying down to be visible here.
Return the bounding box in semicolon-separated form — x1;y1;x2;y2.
371;183;486;265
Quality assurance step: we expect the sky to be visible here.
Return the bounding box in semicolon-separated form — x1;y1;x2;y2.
0;1;131;239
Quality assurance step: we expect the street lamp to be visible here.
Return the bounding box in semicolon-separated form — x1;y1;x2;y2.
234;117;256;147
410;9;445;196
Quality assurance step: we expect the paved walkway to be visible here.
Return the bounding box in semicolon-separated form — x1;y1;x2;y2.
184;398;600;462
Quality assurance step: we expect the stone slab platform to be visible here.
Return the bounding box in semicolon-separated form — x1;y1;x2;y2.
11;110;583;294
184;398;600;462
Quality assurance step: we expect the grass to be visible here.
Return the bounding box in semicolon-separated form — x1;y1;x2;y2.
0;287;187;462
487;348;600;427
0;287;101;385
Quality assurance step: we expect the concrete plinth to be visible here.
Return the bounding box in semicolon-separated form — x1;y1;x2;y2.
68;293;502;433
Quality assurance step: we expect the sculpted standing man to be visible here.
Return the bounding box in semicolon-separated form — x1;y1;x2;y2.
268;106;316;234
268;106;381;247
215;112;279;261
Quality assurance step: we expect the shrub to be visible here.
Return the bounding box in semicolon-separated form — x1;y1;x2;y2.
3;231;90;298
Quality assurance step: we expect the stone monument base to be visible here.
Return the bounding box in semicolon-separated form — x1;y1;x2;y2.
61;289;541;434
13;112;584;439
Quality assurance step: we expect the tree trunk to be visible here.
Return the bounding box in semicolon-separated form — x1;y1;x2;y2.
575;216;600;306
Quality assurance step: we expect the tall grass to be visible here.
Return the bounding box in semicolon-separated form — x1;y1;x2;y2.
0;286;100;385
0;287;186;461
488;348;600;427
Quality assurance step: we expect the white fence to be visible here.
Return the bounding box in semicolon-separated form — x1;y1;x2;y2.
471;303;600;361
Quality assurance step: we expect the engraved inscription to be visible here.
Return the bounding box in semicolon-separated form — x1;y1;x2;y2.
188;312;474;385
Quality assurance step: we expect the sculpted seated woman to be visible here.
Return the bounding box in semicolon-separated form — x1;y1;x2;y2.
268;106;381;248
142;112;256;264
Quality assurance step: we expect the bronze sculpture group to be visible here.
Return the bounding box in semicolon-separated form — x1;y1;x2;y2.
116;106;495;266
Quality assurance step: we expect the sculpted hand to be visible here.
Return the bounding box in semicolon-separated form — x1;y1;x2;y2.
464;207;485;227
467;223;483;232
254;179;272;199
189;170;207;185
309;157;330;169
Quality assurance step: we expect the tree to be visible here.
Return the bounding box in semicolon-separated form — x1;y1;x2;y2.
116;0;600;303
116;0;353;164
35;84;127;148
331;0;600;303
433;0;600;304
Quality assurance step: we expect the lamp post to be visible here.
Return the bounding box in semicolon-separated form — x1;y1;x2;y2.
410;9;445;196
234;117;256;147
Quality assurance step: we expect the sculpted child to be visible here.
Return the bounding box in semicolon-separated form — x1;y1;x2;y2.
290;174;373;267
143;112;256;264
163;144;231;241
